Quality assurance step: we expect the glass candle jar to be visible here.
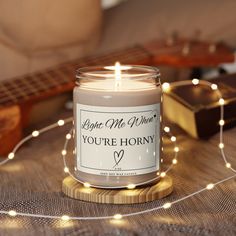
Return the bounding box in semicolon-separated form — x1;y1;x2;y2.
73;64;162;188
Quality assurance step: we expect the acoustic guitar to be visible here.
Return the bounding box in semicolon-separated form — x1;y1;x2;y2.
0;38;234;156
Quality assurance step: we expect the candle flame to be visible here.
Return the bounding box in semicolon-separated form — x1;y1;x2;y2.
104;62;132;90
115;62;121;81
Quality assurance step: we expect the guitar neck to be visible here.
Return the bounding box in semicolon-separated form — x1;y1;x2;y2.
0;45;151;107
0;38;234;108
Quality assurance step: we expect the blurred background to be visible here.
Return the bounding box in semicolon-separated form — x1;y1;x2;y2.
1;0;236;81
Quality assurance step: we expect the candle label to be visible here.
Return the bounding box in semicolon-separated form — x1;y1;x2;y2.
76;103;160;176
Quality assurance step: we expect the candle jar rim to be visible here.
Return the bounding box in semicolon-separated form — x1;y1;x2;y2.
76;65;160;81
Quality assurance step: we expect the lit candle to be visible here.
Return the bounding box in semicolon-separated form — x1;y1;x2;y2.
73;63;162;188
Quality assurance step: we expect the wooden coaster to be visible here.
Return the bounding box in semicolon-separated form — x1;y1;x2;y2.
62;176;173;204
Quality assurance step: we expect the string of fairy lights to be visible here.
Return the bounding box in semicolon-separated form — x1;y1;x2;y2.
0;79;235;222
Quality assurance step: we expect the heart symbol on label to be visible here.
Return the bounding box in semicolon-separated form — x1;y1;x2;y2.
113;149;124;168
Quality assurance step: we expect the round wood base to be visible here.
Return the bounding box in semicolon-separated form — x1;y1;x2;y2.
62;176;173;204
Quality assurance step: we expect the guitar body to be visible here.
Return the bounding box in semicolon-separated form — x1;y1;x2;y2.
0;105;22;156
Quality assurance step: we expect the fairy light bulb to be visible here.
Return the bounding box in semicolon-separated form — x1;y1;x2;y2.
206;183;214;190
66;134;72;140
113;214;122;220
83;182;91;188
172;159;177;164
211;84;218;90
219;143;224;149
163;202;172;209
8;152;15;160
162;82;170;92
127;184;136;189
192;78;199;85
58;120;65;126
8;210;17;216
61;150;67;155
226;163;231;168
219;98;225;105
171;136;176;142
174;147;179;152
61;215;70;221
32;130;39;137
164;126;170;133
219;120;225;126
160;172;166;178
64;167;69;173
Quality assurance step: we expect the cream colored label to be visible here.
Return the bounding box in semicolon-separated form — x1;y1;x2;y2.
76;104;160;176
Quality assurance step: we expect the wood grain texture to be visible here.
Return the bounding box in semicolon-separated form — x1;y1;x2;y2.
0;105;22;156
62;175;173;204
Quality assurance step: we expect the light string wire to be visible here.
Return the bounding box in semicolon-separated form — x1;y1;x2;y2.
0;79;235;221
